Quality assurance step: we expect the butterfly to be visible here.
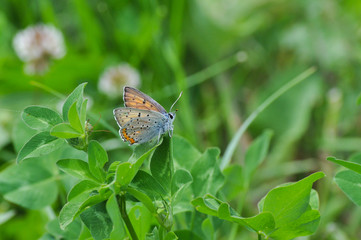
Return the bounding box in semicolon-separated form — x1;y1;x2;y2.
113;87;182;145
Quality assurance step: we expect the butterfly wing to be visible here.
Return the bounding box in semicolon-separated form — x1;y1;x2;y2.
113;107;164;128
120;114;168;145
123;87;167;113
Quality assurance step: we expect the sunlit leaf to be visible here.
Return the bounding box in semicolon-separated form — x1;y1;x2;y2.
334;170;361;206
88;140;108;182
80;202;113;240
68;101;83;133
50;123;82;139
150;135;173;194
62;83;87;121
17;131;64;163
57;159;99;182
0;157;58;209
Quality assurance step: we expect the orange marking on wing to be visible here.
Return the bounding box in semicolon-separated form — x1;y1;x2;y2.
122;128;136;145
122;128;130;140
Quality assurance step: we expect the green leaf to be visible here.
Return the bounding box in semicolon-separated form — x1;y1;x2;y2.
63;83;87;121
165;232;178;240
192;194;275;233
76;190;112;218
191;148;224;197
174;230;203;240
106;194;127;240
123;139;162;185
88;140;108;182
68;101;84;133
114;162;136;189
309;189;319;210
173;135;201;170
67;180;100;201
147;227;160;240
262;172;324;238
126;187;157;214
131;170;168;198
201;218;214;240
327;156;361;175
171;169;193;214
62;188;112;229
57;159;99;182
50;123;83;139
12;118;37;153
348;153;361;164
46;218;82;240
171;169;193;196
80;99;88;129
270;210;320;240
80;201;113;240
39;233;55;240
221;165;244;200
243;130;272;186
22;106;63;130
334;170;361;206
59;185;98;229
262;172;324;225
0;157;58;209
150;135;173;194
128;203;153;240
130;139;162;167
17;131;64;163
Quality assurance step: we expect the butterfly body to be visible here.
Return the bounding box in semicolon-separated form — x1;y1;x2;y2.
113;87;179;145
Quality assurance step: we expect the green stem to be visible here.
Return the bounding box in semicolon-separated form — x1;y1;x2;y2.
155;51;245;99
228;188;248;240
117;194;139;240
228;224;238;240
190;210;196;233
221;67;317;170
30;80;65;99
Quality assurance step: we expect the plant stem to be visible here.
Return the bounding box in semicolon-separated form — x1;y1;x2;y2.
30;80;65;99
221;67;317;170
117;194;139;240
228;189;248;240
155;51;245;99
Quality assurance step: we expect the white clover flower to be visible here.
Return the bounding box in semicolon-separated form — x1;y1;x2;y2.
98;64;141;98
13;24;66;75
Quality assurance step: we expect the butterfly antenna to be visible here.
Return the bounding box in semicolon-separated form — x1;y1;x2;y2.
92;113;103;129
170;91;183;112
87;114;111;135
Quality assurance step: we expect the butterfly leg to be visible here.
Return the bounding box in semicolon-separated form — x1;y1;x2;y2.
168;128;173;138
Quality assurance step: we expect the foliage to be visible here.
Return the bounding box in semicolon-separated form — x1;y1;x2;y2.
327;155;361;206
1;0;361;239
0;84;327;239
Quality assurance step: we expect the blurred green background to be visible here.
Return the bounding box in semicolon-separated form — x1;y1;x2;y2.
1;0;361;239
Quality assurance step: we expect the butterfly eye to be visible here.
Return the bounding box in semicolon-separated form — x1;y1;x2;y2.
169;113;174;119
